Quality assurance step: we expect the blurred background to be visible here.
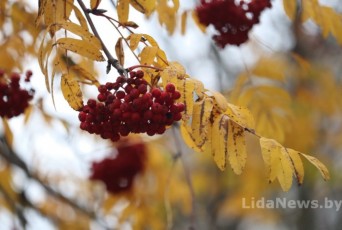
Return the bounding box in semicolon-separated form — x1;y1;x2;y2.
0;0;341;229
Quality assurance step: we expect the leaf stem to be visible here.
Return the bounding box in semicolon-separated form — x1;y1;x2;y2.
76;0;126;76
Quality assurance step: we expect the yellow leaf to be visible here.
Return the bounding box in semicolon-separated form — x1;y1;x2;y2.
286;148;304;185
212;114;229;171
226;103;255;129
227;120;246;175
2;118;13;147
180;124;202;152
120;21;139;29
56;38;105;61
127;34;143;51
38;32;53;92
300;153;330;180
177;78;195;121
91;0;101;9
251;58;287;81
278;148;294;191
70;65;100;86
72;1;88;29
115;37;125;66
259;137;282;183
181;11;187;35
60;73;83;110
210;91;228;112
0;166;18;211
161;62;186;85
130;0;156;15
55;21;101;50
191;97;214;148
140;46;158;65
283;0;297;20
117;0;129;23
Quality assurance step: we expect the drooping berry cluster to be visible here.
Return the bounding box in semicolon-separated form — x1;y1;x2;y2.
196;0;272;47
90;140;146;194
0;70;34;118
78;70;185;142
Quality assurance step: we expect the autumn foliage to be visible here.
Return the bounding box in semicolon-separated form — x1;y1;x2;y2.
0;0;341;229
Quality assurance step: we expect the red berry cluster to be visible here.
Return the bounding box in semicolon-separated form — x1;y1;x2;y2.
0;70;34;118
90;140;146;194
196;0;272;47
78;70;185;142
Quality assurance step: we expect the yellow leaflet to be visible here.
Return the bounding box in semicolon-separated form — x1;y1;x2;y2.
202;120;212;155
55;21;101;50
130;0;156;16
117;0;129;23
177;78;195;121
227;120;246;175
56;38;105;61
320;6;342;45
128;34;143;51
72;1;88;29
189;78;204;99
161;62;186;86
181;11;187;35
2;118;13;147
286;148;304;185
191;10;206;33
210;91;228;112
38;31;53;92
283;0;297;20
155;49;168;67
70;65;100;86
226;103;255;129
212;114;229;171
191;97;214;148
60;73;83;110
278;148;294;191
36;0;47;26
0;166;18;211
115;37;125;66
180;124;202;152
43;0;72;36
259;137;282;183
90;0;101;9
121;21;139;29
157;1;177;35
238;86;291;108
300;153;330;180
139;46;158;65
252;58;286;81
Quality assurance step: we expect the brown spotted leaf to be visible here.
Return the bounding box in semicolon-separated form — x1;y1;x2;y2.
227;120;246;175
60;73;83;110
56;38;105;61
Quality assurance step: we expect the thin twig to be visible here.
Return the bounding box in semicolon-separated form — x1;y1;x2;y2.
76;0;126;76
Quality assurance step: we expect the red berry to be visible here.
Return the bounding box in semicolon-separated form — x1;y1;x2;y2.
151;88;161;98
165;83;175;93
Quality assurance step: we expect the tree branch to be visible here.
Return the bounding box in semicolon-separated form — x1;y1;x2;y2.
0;136;110;229
76;0;126;76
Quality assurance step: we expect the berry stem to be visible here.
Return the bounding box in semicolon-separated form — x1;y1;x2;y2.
128;65;162;72
76;0;127;76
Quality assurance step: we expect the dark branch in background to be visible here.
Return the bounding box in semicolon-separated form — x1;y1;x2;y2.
76;0;126;76
0;136;110;230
